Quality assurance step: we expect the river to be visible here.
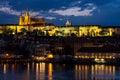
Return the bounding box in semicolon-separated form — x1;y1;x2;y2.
0;62;120;80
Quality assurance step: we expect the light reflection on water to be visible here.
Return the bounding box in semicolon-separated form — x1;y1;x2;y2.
0;63;120;80
75;65;116;80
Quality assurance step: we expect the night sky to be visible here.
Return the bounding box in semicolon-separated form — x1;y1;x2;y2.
0;0;120;26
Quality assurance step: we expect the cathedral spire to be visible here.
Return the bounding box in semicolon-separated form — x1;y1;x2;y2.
66;19;72;27
25;8;29;16
66;19;70;27
19;11;23;25
24;8;30;25
20;11;22;16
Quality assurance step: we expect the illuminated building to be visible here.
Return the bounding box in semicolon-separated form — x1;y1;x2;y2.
66;19;72;27
19;9;46;25
0;9;54;34
0;9;119;37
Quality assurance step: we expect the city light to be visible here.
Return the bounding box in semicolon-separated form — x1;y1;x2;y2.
94;58;105;63
5;54;9;56
47;54;54;59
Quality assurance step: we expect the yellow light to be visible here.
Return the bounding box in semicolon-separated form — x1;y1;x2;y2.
94;58;105;63
74;56;78;58
5;54;9;56
113;57;115;59
94;58;99;61
35;56;46;60
3;64;7;74
48;63;53;80
101;59;104;61
47;54;53;58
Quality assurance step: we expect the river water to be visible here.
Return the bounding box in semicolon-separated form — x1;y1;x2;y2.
0;62;120;80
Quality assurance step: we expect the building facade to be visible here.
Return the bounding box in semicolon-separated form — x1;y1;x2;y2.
0;9;119;37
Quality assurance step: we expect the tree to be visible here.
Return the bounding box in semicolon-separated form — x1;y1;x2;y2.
20;28;27;35
3;28;14;35
46;31;50;36
32;29;38;36
99;29;110;36
38;30;44;36
70;33;77;37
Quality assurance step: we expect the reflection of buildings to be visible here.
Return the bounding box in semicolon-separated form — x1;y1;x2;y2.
75;65;90;80
35;63;53;80
2;63;119;80
35;63;46;80
75;65;115;80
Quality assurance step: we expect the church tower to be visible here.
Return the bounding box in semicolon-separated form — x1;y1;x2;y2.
69;21;72;26
24;9;31;25
19;12;23;25
66;19;72;27
66;19;70;27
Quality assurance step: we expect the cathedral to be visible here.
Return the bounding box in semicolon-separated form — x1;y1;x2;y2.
19;9;46;25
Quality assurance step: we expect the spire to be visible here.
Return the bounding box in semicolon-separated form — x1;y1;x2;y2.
25;8;29;16
24;8;31;25
66;19;70;27
20;11;22;16
66;19;72;27
19;11;23;25
69;21;72;26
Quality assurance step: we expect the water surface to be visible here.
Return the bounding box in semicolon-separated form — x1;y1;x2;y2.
0;62;120;80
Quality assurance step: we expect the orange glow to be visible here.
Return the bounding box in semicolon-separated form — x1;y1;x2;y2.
40;63;45;80
47;54;53;58
36;63;39;80
74;56;78;58
35;56;46;60
5;54;9;56
3;64;7;74
48;63;53;80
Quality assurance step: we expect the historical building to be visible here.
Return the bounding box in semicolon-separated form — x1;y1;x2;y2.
0;9;55;34
0;9;119;37
19;9;46;25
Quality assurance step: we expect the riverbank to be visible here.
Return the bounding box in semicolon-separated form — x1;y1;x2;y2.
1;56;120;65
33;57;120;66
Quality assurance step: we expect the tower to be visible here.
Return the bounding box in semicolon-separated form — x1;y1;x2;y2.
66;19;70;27
66;19;72;27
69;21;72;26
24;9;31;25
19;12;23;25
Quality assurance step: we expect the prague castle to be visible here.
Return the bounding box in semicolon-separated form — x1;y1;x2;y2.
19;9;46;25
0;9;54;34
0;9;120;37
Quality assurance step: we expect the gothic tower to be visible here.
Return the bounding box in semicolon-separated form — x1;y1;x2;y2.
66;19;70;27
66;19;72;27
19;12;23;25
24;9;31;25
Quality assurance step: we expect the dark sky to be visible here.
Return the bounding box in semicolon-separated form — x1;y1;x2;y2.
0;0;120;26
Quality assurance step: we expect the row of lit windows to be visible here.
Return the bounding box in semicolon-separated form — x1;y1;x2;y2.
74;55;115;59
